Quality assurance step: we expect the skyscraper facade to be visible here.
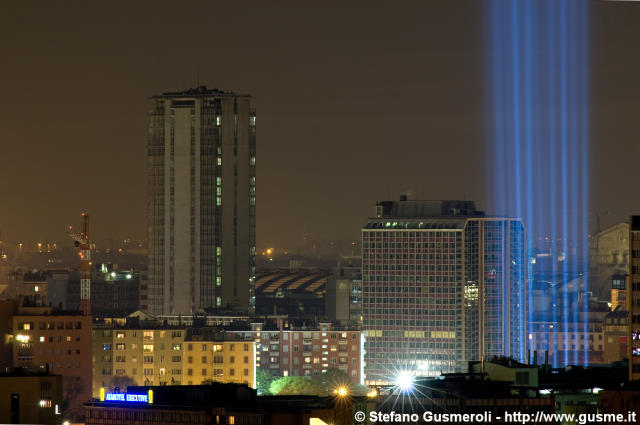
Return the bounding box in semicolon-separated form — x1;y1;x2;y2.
148;87;256;316
361;199;526;384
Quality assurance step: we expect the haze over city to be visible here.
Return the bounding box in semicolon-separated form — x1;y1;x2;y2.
2;2;640;424
1;1;639;251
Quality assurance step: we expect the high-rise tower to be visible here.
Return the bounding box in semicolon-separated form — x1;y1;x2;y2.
361;198;526;384
148;86;256;315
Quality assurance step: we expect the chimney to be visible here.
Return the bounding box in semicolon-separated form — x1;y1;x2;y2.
544;350;549;372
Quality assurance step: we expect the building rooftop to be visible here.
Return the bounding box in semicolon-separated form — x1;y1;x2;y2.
374;199;484;219
364;217;468;230
255;269;329;296
153;86;250;99
0;366;58;377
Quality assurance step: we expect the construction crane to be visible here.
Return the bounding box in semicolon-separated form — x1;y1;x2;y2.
67;213;91;315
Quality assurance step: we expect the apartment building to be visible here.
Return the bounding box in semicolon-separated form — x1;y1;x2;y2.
92;323;255;398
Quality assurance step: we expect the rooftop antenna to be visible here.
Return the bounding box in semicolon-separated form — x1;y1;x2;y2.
195;65;200;88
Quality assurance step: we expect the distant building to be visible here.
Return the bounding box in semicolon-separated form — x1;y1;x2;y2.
148;87;256;316
589;222;629;301
325;258;362;324
48;268;144;317
0;367;63;425
362;198;526;384
92;319;256;398
603;307;628;364
528;294;610;366
4;268;49;306
254;269;329;317
629;215;640;380
611;273;628;311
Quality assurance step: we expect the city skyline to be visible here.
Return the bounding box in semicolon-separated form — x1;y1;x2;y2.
1;1;639;249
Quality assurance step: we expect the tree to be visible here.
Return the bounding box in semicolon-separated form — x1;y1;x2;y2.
269;376;323;396
61;375;87;423
105;375;138;393
315;368;353;396
256;369;278;395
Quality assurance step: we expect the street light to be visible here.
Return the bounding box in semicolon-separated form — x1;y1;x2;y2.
334;386;348;397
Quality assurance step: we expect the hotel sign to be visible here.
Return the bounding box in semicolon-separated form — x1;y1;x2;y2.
100;388;154;404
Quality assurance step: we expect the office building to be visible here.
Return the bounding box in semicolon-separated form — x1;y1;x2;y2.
362;198;526;384
629;215;640;380
148;86;256;316
92;322;256;398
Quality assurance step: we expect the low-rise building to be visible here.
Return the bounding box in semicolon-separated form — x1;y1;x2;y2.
0;367;63;425
230;320;363;384
85;383;361;425
92;319;256;398
603;307;628;364
10;305;93;418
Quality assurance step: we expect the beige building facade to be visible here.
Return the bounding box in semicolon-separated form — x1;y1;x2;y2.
92;325;255;398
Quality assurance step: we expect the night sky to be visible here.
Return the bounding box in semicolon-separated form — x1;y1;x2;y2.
1;1;639;251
